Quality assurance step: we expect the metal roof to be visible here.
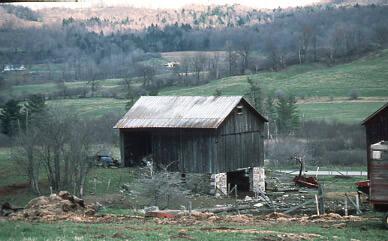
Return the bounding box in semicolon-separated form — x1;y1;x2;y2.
361;102;388;125
114;96;266;129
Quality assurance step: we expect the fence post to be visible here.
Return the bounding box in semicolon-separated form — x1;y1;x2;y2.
318;184;325;214
315;194;320;215
344;197;348;216
188;201;192;217
94;177;97;194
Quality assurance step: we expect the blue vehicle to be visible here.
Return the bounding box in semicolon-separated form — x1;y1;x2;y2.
96;151;120;167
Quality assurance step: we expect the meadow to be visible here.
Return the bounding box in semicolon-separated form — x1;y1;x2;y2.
2;50;388;124
0;217;387;241
160;50;388;97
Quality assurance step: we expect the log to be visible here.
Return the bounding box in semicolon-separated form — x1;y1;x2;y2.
195;204;253;213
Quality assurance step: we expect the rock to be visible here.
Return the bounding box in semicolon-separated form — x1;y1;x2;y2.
85;208;96;216
144;206;159;212
244;196;253;201
121;184;131;191
265;212;291;220
332;223;346;229
253;203;264;208
58;191;72;200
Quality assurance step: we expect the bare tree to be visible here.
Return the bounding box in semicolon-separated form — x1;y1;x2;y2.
297;24;312;64
86;61;100;97
179;57;191;85
191;54;206;84
121;75;136;107
225;40;238;76
13;126;41;194
209;52;221;79
237;38;252;74
66;118;93;196
135;63;156;87
15;107;94;195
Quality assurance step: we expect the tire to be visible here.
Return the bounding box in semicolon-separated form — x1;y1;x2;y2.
383;212;388;229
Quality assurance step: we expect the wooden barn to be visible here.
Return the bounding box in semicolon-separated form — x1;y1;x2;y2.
114;96;268;194
361;102;388;210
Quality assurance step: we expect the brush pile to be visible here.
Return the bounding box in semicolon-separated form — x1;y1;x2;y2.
8;191;99;221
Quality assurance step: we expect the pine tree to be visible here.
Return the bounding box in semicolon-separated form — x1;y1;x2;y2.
24;95;46;116
275;94;299;135
245;77;263;112
0;99;22;136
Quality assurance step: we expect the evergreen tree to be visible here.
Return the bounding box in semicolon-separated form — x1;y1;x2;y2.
245;77;263;112
23;94;47;124
0;99;22;136
275;94;299;135
264;91;276;138
24;94;46;115
213;88;222;96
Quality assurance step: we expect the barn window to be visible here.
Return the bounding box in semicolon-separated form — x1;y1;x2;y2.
236;105;244;115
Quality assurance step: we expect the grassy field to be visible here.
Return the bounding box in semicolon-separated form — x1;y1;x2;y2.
42;97;385;123
0;145;132;206
298;101;387;123
2;78;125;97
161;50;388;97
0;216;387;241
47;98;128;118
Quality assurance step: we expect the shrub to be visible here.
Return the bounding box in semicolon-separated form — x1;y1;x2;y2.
349;89;359;100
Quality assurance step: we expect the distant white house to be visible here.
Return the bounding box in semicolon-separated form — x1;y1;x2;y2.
163;62;179;68
3;64;26;72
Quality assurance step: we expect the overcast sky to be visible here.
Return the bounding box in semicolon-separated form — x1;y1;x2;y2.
15;0;323;10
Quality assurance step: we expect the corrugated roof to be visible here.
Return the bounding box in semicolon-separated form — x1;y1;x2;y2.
114;96;265;129
361;102;388;125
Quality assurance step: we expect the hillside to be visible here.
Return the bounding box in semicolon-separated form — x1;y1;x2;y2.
158;49;388;122
160;50;388;97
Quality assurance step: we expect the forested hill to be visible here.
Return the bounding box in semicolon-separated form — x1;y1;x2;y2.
1;2;388;106
1;1;388;31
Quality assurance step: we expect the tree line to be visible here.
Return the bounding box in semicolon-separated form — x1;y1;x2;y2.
1;4;388;80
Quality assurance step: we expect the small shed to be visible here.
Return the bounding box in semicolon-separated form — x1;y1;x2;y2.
114;96;268;193
361;102;388;210
362;102;388;176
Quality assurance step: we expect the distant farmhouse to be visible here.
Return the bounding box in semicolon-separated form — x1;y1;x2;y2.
2;64;26;72
114;96;268;195
163;61;179;68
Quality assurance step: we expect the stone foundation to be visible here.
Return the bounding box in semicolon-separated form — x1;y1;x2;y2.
210;173;227;195
250;167;265;192
157;167;265;196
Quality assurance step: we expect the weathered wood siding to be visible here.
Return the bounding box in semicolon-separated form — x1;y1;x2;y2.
216;100;265;172
151;129;217;173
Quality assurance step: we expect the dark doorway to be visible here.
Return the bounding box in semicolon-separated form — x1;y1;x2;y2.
227;169;250;192
123;131;152;166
